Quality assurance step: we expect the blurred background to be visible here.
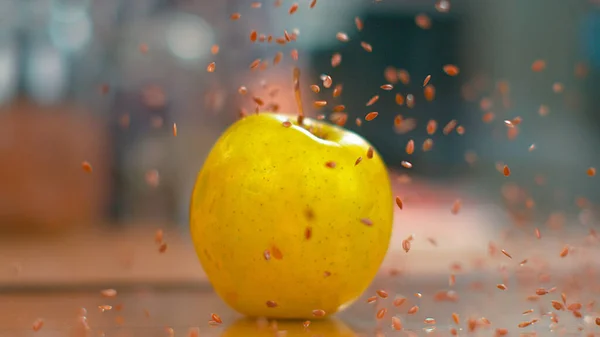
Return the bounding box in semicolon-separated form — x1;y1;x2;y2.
2;0;600;335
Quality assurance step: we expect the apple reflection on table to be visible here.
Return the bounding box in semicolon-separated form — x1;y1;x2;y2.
220;318;357;337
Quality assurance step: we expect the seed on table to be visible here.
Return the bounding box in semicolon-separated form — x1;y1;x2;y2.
376;289;389;298
391;316;402;330
32;319;44;332
101;289;117;298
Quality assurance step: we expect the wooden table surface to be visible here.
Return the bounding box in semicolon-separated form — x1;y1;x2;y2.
1;180;599;336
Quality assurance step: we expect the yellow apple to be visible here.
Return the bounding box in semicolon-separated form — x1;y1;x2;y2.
190;113;393;319
220;317;357;337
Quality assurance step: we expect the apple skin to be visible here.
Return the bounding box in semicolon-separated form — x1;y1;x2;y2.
190;113;393;319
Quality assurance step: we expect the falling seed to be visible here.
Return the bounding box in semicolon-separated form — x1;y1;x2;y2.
312;309;326;317
273;52;283;65
336;32;349;42
210;45;219;55
381;84;394;90
401;161;412;169
406;140;415;154
450;199;462;214
503;165;511;177
423;75;431;86
366;95;379;106
304;227;312;240
376;308;387;319
367;147;374;159
535;288;548;296
309;0;317;8
553;82;564;93
426;120;438;135
250;30;258;42
309;85;321;93
559;245;569;257
435;0;451;12
395;197;403;210
290;49;299;61
158;242;167;253
395;93;405;105
501;249;512;259
360;41;373;52
482;112;495;123
365;112;379;121
587;167;596;176
394;115;403;128
332;85;343;98
422;139;434;151
154;230;164;245
406;94;415;108
313;101;327;108
361;218;373;226
456;126;465;135
82;161;93;173
551;301;564;310
288;2;299;14
331;53;342;67
323;75;333;88
251;2;262;8
207;62;216;72
415;14;431;29
407;306;419;314
424;318;436;324
230;13;241;20
538;105;549;116
172;123;177;137
355;118;362;126
266;301;278;308
402;239;411;253
529;144;536;152
250;59;262;69
355;17;364;31
424;85;436;101
398;69;410;84
497;284;507;290
391;316;402;330
252;97;265;106
443;65;460;76
531;59;546;72
452;313;460;325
